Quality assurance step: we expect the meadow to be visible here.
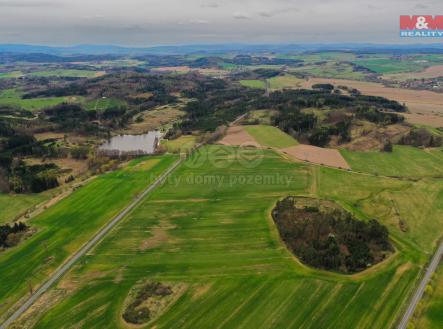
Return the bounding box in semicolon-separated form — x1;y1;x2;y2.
352;58;426;74
243;125;298;148
84;98;127;112
17;145;443;329
268;74;304;90
341;146;443;178
0;192;52;224
290;62;367;80
0;89;75;112
277;52;357;63
240;75;304;91
0;71;23;79
161;135;197;153
29;69;104;78
0;155;177;323
239;79;266;89
414;264;443;329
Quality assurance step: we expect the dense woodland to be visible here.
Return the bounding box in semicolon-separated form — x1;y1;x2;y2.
272;197;393;273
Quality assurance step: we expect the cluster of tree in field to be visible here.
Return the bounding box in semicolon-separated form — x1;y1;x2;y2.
123;282;173;325
163;76;409;148
0;222;28;249
272;197;393;273
177;79;261;132
0;120;62;193
399;128;442;148
256;88;406;147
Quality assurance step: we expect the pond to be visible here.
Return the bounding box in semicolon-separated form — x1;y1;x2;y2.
99;131;161;155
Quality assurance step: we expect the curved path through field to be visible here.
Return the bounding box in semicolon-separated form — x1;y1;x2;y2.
0;156;187;329
397;242;443;329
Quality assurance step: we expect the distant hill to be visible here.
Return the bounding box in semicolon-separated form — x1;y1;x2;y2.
2;43;443;56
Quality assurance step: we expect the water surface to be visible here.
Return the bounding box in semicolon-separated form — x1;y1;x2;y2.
99;131;161;155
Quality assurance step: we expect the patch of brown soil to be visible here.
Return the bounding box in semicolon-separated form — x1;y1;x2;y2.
151;66;191;73
140;220;176;251
402;113;443;128
218;126;261;147
191;283;213;301
33;132;65;141
302;78;443;115
385;65;443;81
282;144;350;169
114;267;125;284
197;68;228;76
123;107;185;135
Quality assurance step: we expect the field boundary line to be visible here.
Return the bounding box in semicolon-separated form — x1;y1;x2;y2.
0;152;192;329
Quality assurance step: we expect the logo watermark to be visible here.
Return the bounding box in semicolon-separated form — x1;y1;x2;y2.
147;142;298;187
400;15;443;37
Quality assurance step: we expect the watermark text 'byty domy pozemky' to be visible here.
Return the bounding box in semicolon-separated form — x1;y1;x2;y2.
400;15;443;37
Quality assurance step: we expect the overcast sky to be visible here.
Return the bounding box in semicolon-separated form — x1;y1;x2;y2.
1;0;443;46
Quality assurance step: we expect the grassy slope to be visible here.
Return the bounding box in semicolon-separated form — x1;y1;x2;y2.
244;125;298;148
28;145;443;329
353;59;426;74
0;71;23;79
161;135;197;153
0;155;177;322
341;146;443;178
239;80;266;89
29;70;101;78
0;193;51;224
84;98;127;111
415;264;443;329
290;62;367;80
0;89;73;111
268;75;303;90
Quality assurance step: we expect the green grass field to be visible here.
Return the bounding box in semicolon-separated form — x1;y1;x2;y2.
277;52;358;63
353;58;426;74
0;89;75;111
239;79;266;89
240;75;304;91
244;110;278;125
244;125;298;148
84;98;127;111
414;263;443;329
0;71;23;79
0;155;177;323
290;62;367;80
268;75;304;90
0;192;52;224
29;69;103;78
161;135;197;153
341;146;443;178
12;144;442;328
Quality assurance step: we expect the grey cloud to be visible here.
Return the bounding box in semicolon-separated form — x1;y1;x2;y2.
415;4;428;9
2;0;443;45
259;11;273;18
0;0;61;7
201;2;219;8
189;19;210;24
233;12;250;20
